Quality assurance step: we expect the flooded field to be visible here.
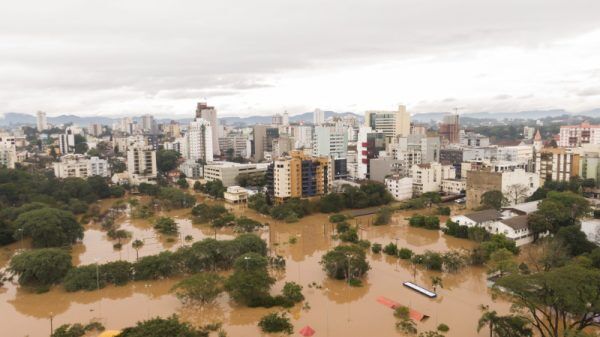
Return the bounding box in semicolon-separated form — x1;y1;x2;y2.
0;198;512;337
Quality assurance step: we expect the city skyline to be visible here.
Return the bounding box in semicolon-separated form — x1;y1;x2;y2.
1;1;600;117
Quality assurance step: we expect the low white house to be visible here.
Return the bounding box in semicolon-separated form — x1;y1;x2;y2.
441;178;466;195
224;186;249;204
450;201;542;246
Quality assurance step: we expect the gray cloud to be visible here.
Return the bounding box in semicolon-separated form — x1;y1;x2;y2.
1;0;600;115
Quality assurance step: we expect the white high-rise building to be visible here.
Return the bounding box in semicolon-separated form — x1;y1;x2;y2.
282;112;290;126
195;102;220;156
141;114;156;134
187;118;213;162
0;143;17;169
272;113;283;125
126;142;157;185
365;105;411;142
313;108;325;125
292;125;313;149
36;111;48;132
312;125;348;159
53;154;109;178
59;127;76;154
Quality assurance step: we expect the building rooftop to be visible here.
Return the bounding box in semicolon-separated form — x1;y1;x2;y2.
502;200;540;215
499;215;529;231
463;209;502;223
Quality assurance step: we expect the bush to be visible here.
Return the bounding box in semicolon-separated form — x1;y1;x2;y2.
171;272;224;304
118;315;209;337
153;217;179;235
258;312;293;335
371;243;382;254
374;207;393;225
234;217;263;233
437;206;451;216
339;227;359;243
336;221;351;233
408;214;440;230
51;322;105;337
10;248;72;286
329;214;347;223
442;219;468;238
225;253;275;306
383;243;398;256
133;251;178;280
398;248;414;260
191;204;228;223
437;323;450;332
282;281;304;303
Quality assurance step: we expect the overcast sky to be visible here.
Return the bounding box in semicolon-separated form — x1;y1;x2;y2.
2;0;600;118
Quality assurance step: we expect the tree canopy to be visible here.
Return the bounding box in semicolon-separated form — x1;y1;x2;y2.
14;207;84;248
9;248;72;286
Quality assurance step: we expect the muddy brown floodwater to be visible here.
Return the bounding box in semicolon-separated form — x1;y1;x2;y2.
0;199;513;337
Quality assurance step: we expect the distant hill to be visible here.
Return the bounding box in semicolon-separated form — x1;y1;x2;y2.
3;108;600;127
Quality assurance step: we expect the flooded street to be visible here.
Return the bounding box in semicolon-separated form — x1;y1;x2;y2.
0;200;512;337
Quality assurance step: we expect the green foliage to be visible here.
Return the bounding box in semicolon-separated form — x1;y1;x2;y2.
157;187;195;209
117;315;209;337
248;193;271;214
138;183;160;196
480;190;505;210
9;248;72;286
436;324;449;333
437;206;451;216
153;217;179;235
177;177;189;189
110;185;126;198
270;198;312;220
13;207;83;248
383;243;398;256
480;234;519;259
556;225;596;256
398;247;414;260
371;243;382;254
495;263;599;337
234;216;263;233
527;191;590;236
339;227;359;243
487;248;518;276
87;176;111;199
258;312;293;335
374;207;393;225
225;253;275;306
408;214;440;230
412;251;443;271
51;322;105;337
282;281;304;303
156;149;181;174
235;172;266;188
171;272;224;304
329;213;347;223
320;244;370;280
63;261;133;292
197;180;226;198
191;203;229;223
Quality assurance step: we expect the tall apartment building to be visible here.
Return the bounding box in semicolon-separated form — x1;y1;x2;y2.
36;111;48;132
195;102;220;156
186;118;213;163
252;125;279;162
356;126;386;179
219;134;251;159
272;113;283;125
439;114;460;144
365;105;411;142
312;125;348;159
282;112;290;126
535;148;580;185
292;125;313;149
126;142;157;185
268;151;332;202
53;154;109;178
165;121;181;138
313;108;325;125
523;126;536;140
272;135;294;159
140;114;156;134
558;122;600;147
88;123;103;137
410;162;456;195
59;127;76;154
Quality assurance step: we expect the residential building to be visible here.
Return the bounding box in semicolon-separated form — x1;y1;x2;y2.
219;134;251;159
186;118;213;162
126;143;157;185
313;108;325;125
282;112;290;126
410;123;427;135
466;169;539;209
534;147;580;185
203;162;269;187
165;121;181;138
384;175;413;201
439;114;460;144
523;126;536;140
0;144;17;169
356;126;385;179
179;159;203;179
497;145;534;163
252;125;279;162
88;123;103;137
369;156;403;183
36;111;48;131
440;148;463;177
460;132;490;147
59;127;76;154
462;146;497;161
141;114;156;134
53;154;109;178
267;151;332;202
272;135;294;159
441;179;466;195
312;125;348;159
292;125;313;149
411;162;456;195
365;105;411;142
195;102;220;155
558;122;600;147
224;186;249;204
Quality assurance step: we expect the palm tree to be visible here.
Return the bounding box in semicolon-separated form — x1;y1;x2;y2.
132;239;144;260
430;276;443;292
477;305;500;337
